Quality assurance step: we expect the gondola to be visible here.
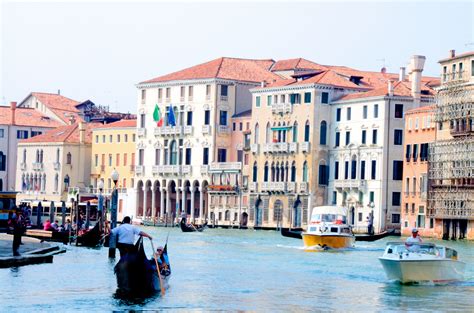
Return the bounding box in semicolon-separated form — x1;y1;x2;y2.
76;222;103;247
280;227;303;239
179;217;207;232
25;229;71;244
280;227;395;242
114;237;171;297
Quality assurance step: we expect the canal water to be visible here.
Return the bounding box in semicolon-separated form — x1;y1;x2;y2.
1;227;473;312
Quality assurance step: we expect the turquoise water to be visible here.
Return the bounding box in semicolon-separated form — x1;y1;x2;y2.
1;227;473;312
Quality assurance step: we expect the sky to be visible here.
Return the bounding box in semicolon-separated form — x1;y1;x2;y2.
1;1;473;113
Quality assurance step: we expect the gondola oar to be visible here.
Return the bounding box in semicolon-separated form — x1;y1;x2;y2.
149;238;165;296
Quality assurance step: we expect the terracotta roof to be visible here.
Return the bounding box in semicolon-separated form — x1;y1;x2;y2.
20;122;101;144
264;70;366;89
406;105;436;115
141;57;282;84
31;92;80;112
0;106;63;128
271;58;328;72
336;81;435;101
94;119;137;130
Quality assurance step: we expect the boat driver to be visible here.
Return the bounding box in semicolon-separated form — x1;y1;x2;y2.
405;228;422;251
111;216;153;257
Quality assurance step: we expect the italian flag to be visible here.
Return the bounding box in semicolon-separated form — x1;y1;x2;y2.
153;104;163;127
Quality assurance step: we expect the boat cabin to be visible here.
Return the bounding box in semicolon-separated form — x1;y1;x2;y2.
383;242;459;260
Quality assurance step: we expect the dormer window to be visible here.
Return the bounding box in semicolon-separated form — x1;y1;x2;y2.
349;76;363;85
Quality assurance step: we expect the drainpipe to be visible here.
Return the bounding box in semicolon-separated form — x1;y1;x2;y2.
383;96;392;233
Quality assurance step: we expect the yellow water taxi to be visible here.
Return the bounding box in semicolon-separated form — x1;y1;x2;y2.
302;206;355;250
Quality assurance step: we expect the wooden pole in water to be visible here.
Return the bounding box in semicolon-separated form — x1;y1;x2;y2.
149;238;165;296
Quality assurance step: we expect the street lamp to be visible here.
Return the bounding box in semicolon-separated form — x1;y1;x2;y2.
108;169;119;258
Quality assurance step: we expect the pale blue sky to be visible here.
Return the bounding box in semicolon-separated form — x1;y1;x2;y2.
1;1;473;113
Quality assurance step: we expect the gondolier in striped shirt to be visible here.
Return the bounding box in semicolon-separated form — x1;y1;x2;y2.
111;216;153;257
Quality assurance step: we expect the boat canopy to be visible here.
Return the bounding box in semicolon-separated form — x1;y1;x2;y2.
310;206;348;224
311;206;348;216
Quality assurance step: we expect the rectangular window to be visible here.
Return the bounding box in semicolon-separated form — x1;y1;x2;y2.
108;154;112;166
290;94;301;104
344;161;349;179
336;108;341;122
0;129;4;138
358;212;363;222
233;123;236;131
138;149;144;166
332;191;337;205
141;89;146;103
393;160;403;180
369;191;375;203
185;148;191;165
394;129;403;145
256;96;261;107
206;85;211;97
217;149;227;162
117;134;121;143
219;111;228;126
371;160;377;180
335;132;340;147
31;131;42;137
17;130;29;139
239;123;243;131
237;150;243;162
392;214;400;224
351;159;357;179
406;144;411;162
372;129;378;145
203;148;209;165
180;86;185;98
94;154;98;167
395;104;403;118
140;113;146;128
116;153;120;166
363;105;368;119
204;110;210;125
374;104;379;118
267;95;272;106
123;153;127;166
158;88;162;100
220;85;228;96
361;130;366;144
187;111;193;126
413;144;418;162
360;160;366;180
347;107;352;121
188;86;193;99
334;161;339;180
124;134;128;142
155;149;160;165
321;92;329;104
166;87;170;99
392;192;401;206
318;165;329;186
345;131;350;146
131;153;135;166
304;92;311;103
109;135;113;143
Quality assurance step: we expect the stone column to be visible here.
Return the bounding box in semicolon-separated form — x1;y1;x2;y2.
199;187;204;224
160;187;165;219
166;186;171;222
181;185;186;216
176;186;180;221
190;187;195;222
151;184;156;220
142;185;147;218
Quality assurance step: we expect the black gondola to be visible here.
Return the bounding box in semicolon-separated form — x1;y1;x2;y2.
179;217;207;232
115;237;171;296
280;228;303;239
280;227;395;242
76;222;103;247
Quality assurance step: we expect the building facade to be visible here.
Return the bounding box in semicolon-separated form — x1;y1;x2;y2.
401;106;436;237
90;119;137;221
428;50;474;239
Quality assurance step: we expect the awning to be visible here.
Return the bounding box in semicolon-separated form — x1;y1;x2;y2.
271;126;292;131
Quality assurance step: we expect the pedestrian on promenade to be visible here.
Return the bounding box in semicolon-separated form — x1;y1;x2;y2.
12;210;26;256
111;216;153;257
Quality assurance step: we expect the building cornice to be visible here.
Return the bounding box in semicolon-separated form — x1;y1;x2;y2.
250;83;369;94
136;78;259;89
332;95;435;105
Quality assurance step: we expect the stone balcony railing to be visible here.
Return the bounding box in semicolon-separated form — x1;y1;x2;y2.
220;95;228;102
202;125;211;135
135;165;144;175
152;165;160;175
154;126;183;136
209;162;242;172
287;182;297;193
54;162;61;171
137;128;146;137
271;103;292;115
334;180;366;190
201;165;209;175
249;182;258;192
251;144;259;154
156;165;192;175
262;142;298;154
33;162;44;171
299;182;309;193
20;162;27;171
183;126;193;135
261;182;287;192
218;125;231;134
300;142;311;153
430;207;474;219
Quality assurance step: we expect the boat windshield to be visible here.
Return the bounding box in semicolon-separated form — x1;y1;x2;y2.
311;213;347;224
386;243;441;256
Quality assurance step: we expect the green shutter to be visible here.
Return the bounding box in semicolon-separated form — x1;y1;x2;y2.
304;92;311;103
267;95;272;106
256;96;261;107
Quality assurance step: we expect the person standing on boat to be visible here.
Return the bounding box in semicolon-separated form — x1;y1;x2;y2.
111;216;153;257
405;228;422;251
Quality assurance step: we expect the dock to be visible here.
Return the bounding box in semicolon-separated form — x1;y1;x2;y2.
0;233;66;268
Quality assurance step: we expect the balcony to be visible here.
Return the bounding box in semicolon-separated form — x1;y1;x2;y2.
287;182;297;193
152;165;160;175
218;125;231;134
251;144;259;154
154;126;183;136
54;162;61;171
299;182;309;193
209;162;242;172
183;126;193;135
137;128;146;137
263;142;294;154
201;165;209;175
202;125;212;135
135;165;144;175
261;182;287;193
249;182;258;192
20;163;27;171
289;142;298;153
156;165;192;175
130;165;135;172
220;95;228;102
182;165;192;174
32;162;44;171
301;142;311;153
271;103;292;115
334;180;366;190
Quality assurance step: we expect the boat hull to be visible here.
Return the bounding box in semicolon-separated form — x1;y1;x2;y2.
302;233;354;249
379;258;465;283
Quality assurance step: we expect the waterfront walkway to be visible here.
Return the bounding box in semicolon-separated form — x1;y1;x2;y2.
0;233;65;268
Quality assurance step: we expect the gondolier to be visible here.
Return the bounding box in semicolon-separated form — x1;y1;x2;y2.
111;216;153;257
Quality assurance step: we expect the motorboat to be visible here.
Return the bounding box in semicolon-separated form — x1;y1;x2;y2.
301;206;355;250
379;242;465;284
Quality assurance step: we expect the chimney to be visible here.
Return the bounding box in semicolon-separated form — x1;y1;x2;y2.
79;122;85;144
260;81;266;88
449;49;456;58
399;67;406;81
57;89;61;95
69;115;76;125
10;102;17;125
380;67;387;74
409;55;426;107
388;80;394;97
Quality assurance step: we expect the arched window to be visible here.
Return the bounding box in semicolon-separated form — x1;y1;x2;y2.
264;162;269;182
304;121;310;142
40;150;44;163
170;140;177;165
254;123;259;143
293;122;298;143
252;162;258;182
56;148;60;163
36;149;39;163
271;162;275;182
319;160;329;186
303;161;308;182
280;163;285;181
351;155;357;179
285;162;289;182
320;121;327;145
266;122;272;143
291;161;296;182
23;149;27;163
54;174;59;192
42;174;46;191
275;162;280;182
66;152;72;165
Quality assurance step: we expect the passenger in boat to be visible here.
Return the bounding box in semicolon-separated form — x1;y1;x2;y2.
111;216;153;257
63;219;72;232
405;228;422;250
43;219;53;231
51;220;59;231
153;246;171;276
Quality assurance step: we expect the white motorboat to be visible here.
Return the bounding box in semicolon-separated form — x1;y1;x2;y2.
379;242;465;284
